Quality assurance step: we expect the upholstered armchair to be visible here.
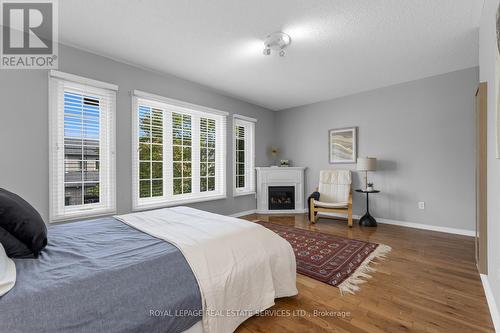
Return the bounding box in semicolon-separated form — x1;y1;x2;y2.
309;169;353;227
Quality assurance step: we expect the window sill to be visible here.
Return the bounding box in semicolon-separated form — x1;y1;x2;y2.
233;191;256;198
133;194;227;211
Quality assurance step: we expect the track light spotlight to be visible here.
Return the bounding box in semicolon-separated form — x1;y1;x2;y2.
262;32;291;57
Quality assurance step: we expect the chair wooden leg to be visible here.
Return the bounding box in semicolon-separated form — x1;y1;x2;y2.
347;205;353;228
309;199;316;224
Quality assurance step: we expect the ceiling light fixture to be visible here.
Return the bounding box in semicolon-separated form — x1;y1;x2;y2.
263;31;292;57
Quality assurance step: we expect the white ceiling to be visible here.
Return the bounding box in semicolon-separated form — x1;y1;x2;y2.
59;0;484;110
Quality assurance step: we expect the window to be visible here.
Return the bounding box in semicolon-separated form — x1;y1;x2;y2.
49;71;117;222
233;115;256;196
138;105;164;198
172;113;192;195
132;90;227;210
235;125;246;188
199;117;216;192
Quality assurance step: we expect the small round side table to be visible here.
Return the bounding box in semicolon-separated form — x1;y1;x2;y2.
355;189;380;227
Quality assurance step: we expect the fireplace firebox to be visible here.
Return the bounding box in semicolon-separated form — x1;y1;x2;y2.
268;186;295;210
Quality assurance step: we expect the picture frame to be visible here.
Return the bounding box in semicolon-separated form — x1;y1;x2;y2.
329;127;357;164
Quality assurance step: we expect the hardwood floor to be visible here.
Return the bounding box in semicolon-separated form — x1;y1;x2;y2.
236;214;494;333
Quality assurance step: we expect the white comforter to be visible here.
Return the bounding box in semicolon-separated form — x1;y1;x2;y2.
114;206;298;333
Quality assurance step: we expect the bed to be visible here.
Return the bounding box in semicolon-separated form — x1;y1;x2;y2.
0;206;297;333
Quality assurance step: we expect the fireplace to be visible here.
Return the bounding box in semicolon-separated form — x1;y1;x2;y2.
256;167;305;214
268;186;295;210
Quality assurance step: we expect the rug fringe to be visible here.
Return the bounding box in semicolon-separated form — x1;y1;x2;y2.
338;244;392;295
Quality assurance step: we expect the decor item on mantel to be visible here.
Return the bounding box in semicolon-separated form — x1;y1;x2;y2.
268;146;280;166
357;157;377;191
329;127;357;164
256;167;306;214
280;160;290;167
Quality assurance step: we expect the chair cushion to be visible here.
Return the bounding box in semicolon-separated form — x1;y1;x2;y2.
313;200;348;209
318;169;352;203
319;169;352;185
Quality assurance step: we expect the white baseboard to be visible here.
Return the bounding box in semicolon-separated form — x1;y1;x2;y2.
481;274;500;332
229;209;256;218
376;217;474;236
229;209;474;237
316;212;474;237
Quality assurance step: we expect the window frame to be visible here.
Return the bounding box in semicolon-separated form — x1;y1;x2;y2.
131;90;227;211
48;70;117;222
232;114;256;197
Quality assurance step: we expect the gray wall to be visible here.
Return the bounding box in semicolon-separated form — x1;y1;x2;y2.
275;67;478;231
0;44;275;222
0;43;479;233
479;0;500;323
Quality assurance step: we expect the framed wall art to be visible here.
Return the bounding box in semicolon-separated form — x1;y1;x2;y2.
329;127;357;164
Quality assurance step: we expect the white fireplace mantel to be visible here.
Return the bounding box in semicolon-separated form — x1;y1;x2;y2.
255;167;307;214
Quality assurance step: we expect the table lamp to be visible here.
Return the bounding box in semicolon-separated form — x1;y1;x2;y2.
357;157;377;190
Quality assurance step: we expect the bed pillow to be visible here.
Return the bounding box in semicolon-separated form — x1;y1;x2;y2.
0;226;33;258
0;242;16;296
0;189;47;258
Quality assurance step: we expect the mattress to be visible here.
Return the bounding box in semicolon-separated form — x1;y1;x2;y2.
116;206;298;333
0;217;202;333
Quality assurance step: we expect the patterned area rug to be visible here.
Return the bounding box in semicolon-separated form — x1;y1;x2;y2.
255;221;391;294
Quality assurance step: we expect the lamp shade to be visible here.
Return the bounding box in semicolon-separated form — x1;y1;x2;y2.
357;157;377;171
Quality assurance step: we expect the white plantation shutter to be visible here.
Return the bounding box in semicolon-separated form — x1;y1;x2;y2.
132;90;227;210
49;71;117;222
233;115;256;196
